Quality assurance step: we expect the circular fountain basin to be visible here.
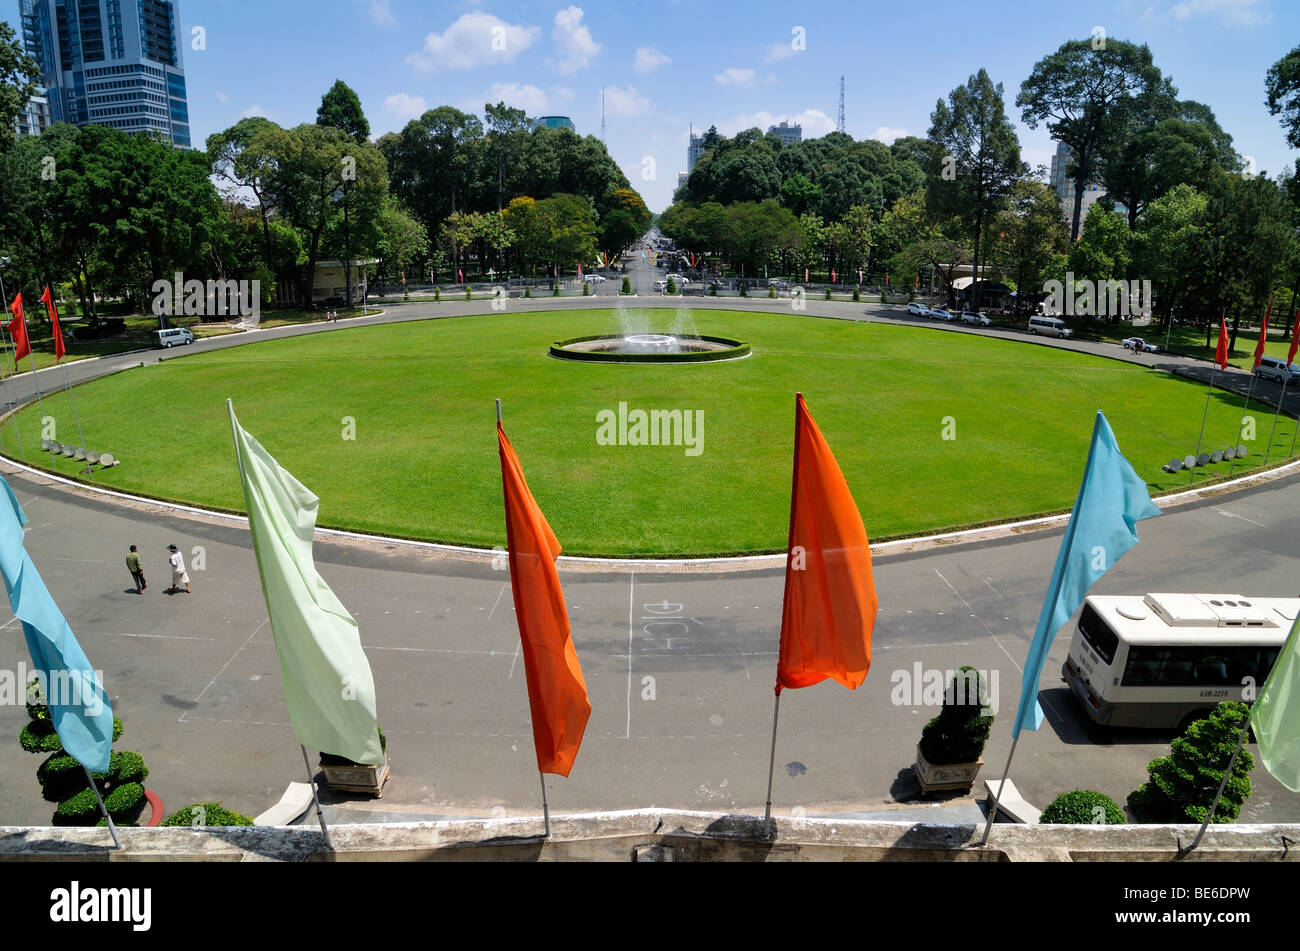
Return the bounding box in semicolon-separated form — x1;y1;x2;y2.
549;334;750;364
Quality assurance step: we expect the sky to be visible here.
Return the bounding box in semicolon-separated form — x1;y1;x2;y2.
6;0;1299;212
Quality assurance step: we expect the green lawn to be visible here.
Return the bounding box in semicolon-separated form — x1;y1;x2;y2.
3;309;1292;557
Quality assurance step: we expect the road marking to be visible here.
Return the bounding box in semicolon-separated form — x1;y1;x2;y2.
1214;507;1267;528
180;618;268;722
935;568;1023;674
626;571;634;740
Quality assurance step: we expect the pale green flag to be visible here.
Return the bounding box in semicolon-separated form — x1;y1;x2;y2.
1251;613;1300;792
228;401;384;766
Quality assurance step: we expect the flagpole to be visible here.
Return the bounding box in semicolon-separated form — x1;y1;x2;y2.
762;692;782;830
1264;375;1289;467
539;772;551;839
1190;364;1216;486
82;765;122;850
228;397;334;851
1228;372;1257;475
978;734;1022;847
63;363;87;456
0;325;24;460
1178;710;1250;857
299;744;334;851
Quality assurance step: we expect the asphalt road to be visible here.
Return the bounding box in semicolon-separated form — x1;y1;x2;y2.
0;299;1298;826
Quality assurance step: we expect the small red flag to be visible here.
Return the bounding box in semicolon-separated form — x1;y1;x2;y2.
498;423;591;776
886;271;891;288
458;269;464;283
1253;299;1273;371
775;393;878;694
831;269;837;284
1287;309;1300;368
40;286;65;363
1215;312;1229;371
7;294;31;365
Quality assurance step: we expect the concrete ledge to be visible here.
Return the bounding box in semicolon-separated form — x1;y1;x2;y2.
2;811;1297;862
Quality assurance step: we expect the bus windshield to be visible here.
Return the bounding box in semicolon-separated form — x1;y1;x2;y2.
1077;604;1118;665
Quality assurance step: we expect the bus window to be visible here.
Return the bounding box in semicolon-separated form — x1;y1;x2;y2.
1122;646;1281;687
1078;604;1118;665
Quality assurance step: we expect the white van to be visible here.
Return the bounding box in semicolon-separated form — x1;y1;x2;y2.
1255;356;1300;384
1027;316;1072;338
153;327;195;348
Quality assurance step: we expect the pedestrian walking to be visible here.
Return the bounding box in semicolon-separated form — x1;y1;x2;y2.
126;545;146;594
167;544;191;595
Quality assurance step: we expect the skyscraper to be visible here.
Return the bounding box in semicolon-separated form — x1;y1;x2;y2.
19;0;192;147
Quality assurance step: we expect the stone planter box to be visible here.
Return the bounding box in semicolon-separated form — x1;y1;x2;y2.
319;756;390;798
913;744;983;795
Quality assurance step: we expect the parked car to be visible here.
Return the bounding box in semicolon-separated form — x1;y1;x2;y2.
769;279;792;290
653;279;668;293
1121;336;1158;353
960;310;992;327
153;327;195;348
583;273;608;284
929;307;954;321
1028;316;1073;338
906;301;930;317
1255;356;1300;383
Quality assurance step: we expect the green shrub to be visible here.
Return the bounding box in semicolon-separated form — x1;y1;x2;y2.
161;803;255;827
620;277;631;295
552;284;560;296
525;285;533;298
37;753;91;799
918;667;994;765
880;291;888;304
666;277;677;295
824;287;832;300
104;782;144;817
434;287;441;301
26;678;51;722
1040;790;1125;825
1127;702;1254;824
852;288;861;302
465;286;472;300
53;787;101;825
708;282;718;296
768;285;776;298
738;283;748;297
110;751;148;786
21;716;123;755
582;280;592;296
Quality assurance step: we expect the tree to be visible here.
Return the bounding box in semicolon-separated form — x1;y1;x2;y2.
1068;204;1133;317
780;173;822;217
991;179;1069;315
484;102;529;212
208;117;288;283
929;69;1026;313
1128;702;1254;824
1266;46;1300;148
824;203;873;278
1018;38;1164;240
596;188;651;260
0;21;40;153
1131;183;1208;326
316;79;370;143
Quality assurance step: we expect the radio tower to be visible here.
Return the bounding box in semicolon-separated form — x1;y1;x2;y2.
601;86;607;142
837;75;846;134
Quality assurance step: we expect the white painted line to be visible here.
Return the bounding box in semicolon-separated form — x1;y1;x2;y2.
180;618;267;722
626;572;635;741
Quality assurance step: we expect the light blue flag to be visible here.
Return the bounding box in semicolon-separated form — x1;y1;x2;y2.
1012;412;1162;739
0;476;113;772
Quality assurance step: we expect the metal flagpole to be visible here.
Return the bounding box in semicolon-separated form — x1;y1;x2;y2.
1264;375;1290;467
82;765;122;850
979;735;1022;847
539;772;552;839
0;325;24;460
1228;372;1258;475
299;744;334;851
1190;364;1217;486
762;693;782;830
1178;710;1251;857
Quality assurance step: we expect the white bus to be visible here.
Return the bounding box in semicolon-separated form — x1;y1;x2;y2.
1062;593;1293;730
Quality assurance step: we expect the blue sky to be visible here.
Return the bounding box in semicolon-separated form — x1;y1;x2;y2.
7;0;1299;211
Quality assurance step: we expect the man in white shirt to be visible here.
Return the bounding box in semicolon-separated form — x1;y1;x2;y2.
167;544;191;595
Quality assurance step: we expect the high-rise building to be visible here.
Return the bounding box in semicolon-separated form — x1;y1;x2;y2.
532;115;576;132
19;0;191;147
767;120;802;146
14;93;52;137
1050;140;1109;223
687;129;705;172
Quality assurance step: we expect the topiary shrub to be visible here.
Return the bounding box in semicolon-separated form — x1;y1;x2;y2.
552;284;560;296
434;287;441;301
666;277;677;295
525;285;533;298
824;287;832;300
768;284;776;298
708;282;718;296
465;286;473;300
21;715;122;754
880;291;888;304
918;667;994;765
582;280;592;296
738;283;748;297
162;803;255;827
852;288;861;302
1127;702;1254;824
620;277;632;295
1040;790;1125;825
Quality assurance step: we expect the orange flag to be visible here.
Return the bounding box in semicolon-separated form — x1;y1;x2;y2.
1215;312;1229;371
497;422;591;777
7;294;30;365
39;286;65;363
1253;298;1273;370
775;393;878;693
1287;309;1300;367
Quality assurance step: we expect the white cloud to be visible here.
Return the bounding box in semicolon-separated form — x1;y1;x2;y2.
406;12;540;72
633;46;671;74
718;109;836;138
243;104;273;119
384;93;428;122
485;83;552;115
216;91;230;103
872;126;911;144
363;0;397;28
550;6;601;74
1138;0;1272;25
764;43;796;64
714;67;756;86
604;85;651;117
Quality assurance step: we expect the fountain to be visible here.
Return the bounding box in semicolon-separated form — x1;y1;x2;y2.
549;305;749;364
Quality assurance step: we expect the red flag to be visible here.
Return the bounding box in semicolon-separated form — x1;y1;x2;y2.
831;269;837;284
775;393;878;694
804;268;809;283
1215;312;1229;371
886;271;891;288
1253;299;1273;371
7;294;30;365
1287;309;1300;367
458;269;464;283
498;423;591;776
915;274;920;289
578;263;583;277
40;286;65;363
